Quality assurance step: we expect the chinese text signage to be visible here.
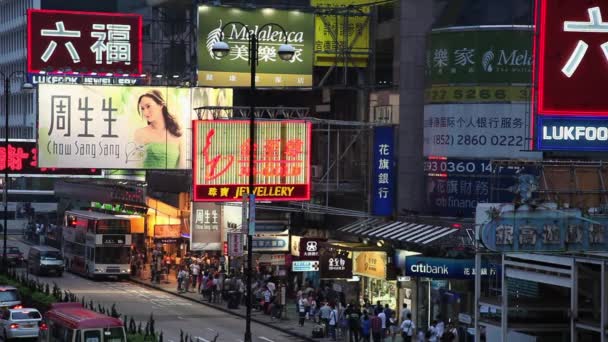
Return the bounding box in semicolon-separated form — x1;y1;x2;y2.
535;0;608;150
0;141;100;176
197;6;313;87
227;233;244;257
27;9;142;75
372;126;395;216
293;260;319;272
353;251;387;279
298;238;325;260
38;85;232;169
405;256;498;279
319;251;352;279
193;120;311;202
190;202;222;251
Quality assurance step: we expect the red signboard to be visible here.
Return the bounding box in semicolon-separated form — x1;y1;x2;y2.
27;9;142;75
535;0;608;115
192;120;312;202
0;141;100;176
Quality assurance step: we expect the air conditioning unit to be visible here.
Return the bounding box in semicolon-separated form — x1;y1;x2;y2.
311;165;323;179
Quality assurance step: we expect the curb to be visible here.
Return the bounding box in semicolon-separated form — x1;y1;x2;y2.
129;277;317;342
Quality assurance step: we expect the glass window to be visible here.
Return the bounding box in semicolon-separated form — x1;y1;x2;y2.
94;247;130;264
105;327;126;342
96;220;130;234
41;251;62;260
83;329;101;342
0;289;19;302
11;311;41;320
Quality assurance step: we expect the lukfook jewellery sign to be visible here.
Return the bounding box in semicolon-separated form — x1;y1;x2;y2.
197;6;313;87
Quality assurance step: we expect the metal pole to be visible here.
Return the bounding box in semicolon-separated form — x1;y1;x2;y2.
244;32;257;342
3;76;8;270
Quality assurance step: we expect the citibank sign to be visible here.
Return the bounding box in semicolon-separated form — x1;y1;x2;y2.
405;256;498;279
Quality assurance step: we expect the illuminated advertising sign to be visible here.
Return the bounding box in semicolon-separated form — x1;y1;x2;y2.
372;126;395;216
27;9;142;75
534;0;608;150
192;120;311;202
311;0;370;67
0;141;100;176
38;84;232;169
197;6;313;87
319;250;352;279
292;260;319;272
353;251;387;280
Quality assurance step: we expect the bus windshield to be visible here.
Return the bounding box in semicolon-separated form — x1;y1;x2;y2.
41;251;62;260
96;220;129;234
94;247;129;264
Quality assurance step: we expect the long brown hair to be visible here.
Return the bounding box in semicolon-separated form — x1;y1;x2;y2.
137;90;182;137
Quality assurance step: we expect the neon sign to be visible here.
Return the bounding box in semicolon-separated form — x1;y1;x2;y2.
0;141;100;176
192;120;311;202
27;9;143;75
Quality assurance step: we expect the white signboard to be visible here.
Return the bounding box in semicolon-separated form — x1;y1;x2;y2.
423;103;540;159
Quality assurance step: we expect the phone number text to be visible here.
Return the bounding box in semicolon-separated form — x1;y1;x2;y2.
432;134;524;147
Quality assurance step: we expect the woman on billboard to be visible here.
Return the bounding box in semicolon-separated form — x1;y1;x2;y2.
134;90;185;168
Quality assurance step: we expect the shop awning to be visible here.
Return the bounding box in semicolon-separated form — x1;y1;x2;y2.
337;218;459;246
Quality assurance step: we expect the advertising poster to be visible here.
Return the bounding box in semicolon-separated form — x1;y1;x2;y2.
190;202;222;251
192;120;311;202
423;103;539;159
534;0;608;151
38;84;232;169
197;6;313;87
27;9;143;75
311;0;370;67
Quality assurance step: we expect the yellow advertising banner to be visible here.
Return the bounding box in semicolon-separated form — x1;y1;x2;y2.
353;251;387;279
312;0;370;67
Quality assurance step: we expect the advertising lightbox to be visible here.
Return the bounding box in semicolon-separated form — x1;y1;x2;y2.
27;9;142;75
197;6;313;87
38;84;232;169
192;120;311;202
534;0;608;150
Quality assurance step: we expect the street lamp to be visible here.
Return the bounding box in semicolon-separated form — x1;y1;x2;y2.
212;22;294;342
0;71;33;270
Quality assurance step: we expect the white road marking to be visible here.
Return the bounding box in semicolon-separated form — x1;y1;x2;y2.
259;337;275;342
195;337;210;342
207;328;216;332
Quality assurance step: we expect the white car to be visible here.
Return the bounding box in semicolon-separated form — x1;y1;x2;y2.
0;308;42;340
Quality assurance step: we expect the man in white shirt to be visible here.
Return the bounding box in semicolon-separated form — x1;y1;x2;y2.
400;304;411;324
435;316;445;338
378;309;387;341
400;313;415;342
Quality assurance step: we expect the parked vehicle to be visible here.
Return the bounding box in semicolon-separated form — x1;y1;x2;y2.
0;286;22;310
0;308;42;340
38;303;126;342
27;246;63;276
1;246;24;267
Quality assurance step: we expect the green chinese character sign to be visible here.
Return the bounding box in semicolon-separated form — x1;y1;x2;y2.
197;6;314;87
427;29;532;85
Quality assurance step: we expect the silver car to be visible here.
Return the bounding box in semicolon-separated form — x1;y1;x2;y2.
0;308;42;340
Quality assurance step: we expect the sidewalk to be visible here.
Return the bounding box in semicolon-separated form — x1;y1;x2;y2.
129;270;406;342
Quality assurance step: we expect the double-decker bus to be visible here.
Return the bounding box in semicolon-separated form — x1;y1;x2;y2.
39;302;126;342
62;210;131;279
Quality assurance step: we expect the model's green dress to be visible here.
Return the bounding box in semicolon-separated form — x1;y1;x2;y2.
143;142;180;168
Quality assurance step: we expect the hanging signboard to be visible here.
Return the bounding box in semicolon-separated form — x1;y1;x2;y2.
481;208;608;252
293;260;319;272
27;9;143;75
190;202;222;251
197;6;313;87
372;126;395;216
353;251;387;279
227;232;244;257
533;0;608;151
192;120;311;202
319;250;352;279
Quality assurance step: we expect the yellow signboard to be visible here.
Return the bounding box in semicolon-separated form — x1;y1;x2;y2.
312;0;370;67
354;251;387;279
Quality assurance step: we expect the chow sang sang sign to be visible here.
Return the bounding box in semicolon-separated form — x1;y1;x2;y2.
534;0;608;150
192;120;311;202
27;9;142;75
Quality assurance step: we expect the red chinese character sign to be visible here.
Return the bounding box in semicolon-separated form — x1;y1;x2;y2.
27;9;142;75
193;120;311;202
535;0;608;150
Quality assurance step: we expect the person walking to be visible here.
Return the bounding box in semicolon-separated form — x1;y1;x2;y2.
370;312;383;342
360;310;371;342
298;295;307;327
347;304;361;342
400;313;415;342
377;308;387;341
329;304;338;341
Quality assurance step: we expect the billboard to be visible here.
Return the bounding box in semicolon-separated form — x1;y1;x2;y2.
197;6;313;87
0;141;100;176
423;103;538;159
27;9;142;75
192;120;311;202
534;0;608;150
311;0;370;67
353;251;387;279
372;126;395;216
190;202;222;251
38;84;232;169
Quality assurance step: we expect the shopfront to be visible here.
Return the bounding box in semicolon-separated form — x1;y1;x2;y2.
318;245;356;305
353;251;397;309
291;236;326;289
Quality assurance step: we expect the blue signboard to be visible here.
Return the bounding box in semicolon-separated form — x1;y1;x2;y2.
405;256;499;279
537;116;608;151
292;260;319;272
372;126;396;216
481;209;608;252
